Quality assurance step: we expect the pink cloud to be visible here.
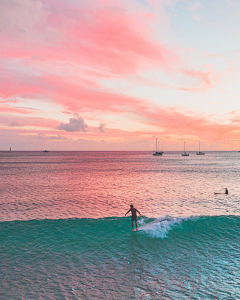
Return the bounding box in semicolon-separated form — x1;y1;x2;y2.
0;0;230;106
182;69;212;88
0;106;33;115
3;101;240;145
0;0;176;74
1;0;239;150
0;114;60;129
0;0;185;114
1;67;239;144
179;60;236;92
0;69;150;113
133;105;240;142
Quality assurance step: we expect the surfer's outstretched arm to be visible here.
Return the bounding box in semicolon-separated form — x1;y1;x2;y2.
125;209;131;216
136;209;141;216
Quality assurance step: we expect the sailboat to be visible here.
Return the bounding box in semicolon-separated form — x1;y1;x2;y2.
9;146;11;152
152;138;163;156
182;142;189;156
196;143;205;155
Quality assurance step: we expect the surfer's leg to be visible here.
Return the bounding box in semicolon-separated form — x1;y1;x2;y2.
135;220;138;231
131;220;134;231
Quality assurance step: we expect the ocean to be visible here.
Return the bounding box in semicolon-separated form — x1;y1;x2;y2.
1;151;240;299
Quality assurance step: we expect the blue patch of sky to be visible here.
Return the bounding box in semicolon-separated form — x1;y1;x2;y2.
171;0;240;54
135;0;154;12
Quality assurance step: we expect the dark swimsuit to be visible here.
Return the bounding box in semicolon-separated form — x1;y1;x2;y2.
131;215;137;222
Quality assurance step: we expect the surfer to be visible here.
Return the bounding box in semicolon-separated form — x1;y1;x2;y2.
214;188;229;195
125;205;141;231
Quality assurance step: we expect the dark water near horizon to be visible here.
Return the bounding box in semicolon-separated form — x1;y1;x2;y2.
1;151;240;298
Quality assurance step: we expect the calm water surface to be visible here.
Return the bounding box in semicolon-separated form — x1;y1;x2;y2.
1;151;240;299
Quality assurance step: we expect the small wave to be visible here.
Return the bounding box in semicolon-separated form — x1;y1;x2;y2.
138;215;185;238
1;215;240;241
137;214;240;241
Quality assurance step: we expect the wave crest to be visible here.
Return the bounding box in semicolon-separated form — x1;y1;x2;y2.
138;216;189;238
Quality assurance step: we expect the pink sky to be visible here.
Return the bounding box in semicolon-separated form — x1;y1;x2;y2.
1;0;240;150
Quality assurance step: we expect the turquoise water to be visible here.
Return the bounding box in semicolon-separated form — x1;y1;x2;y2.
1;151;240;298
1;216;240;298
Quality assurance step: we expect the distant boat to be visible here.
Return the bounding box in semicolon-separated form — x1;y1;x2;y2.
182;142;189;156
43;150;49;153
9;147;11;152
152;138;163;156
197;143;205;155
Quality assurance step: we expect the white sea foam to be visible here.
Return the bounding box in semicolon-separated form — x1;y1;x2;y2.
137;217;146;226
138;215;185;238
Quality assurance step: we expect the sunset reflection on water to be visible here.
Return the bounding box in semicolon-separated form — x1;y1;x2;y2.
0;151;239;222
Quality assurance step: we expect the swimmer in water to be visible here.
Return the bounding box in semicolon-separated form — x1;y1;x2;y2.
214;188;229;195
125;205;141;231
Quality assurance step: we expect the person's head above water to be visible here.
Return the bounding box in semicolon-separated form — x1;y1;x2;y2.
130;204;133;208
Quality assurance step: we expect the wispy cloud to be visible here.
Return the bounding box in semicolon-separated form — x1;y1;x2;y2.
1;0;240;150
35;133;68;140
9;122;20;127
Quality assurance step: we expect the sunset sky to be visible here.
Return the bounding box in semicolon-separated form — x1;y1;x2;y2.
1;0;240;151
